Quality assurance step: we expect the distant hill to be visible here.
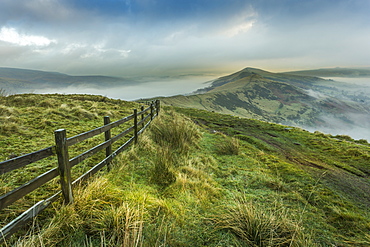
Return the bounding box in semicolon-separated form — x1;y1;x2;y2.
0;67;134;94
285;67;370;78
153;67;370;139
194;67;325;94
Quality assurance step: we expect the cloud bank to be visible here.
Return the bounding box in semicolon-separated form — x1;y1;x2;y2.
0;0;369;76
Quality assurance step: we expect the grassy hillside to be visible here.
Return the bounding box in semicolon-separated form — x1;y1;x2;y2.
0;94;139;230
1;94;369;246
157;72;370;131
200;67;325;92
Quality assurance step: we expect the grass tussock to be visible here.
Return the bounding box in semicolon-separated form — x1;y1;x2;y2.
70;106;98;120
13;177;145;247
56;104;99;120
215;133;240;155
150;147;176;187
0;121;21;136
164;157;221;204
137;134;156;153
0;105;18;116
169;171;220;204
150;111;201;154
214;198;306;247
148;110;203;188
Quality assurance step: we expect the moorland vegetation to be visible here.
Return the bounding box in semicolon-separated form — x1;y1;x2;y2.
0;94;369;246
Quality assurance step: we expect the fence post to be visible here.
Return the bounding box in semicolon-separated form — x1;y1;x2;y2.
54;129;73;204
104;116;112;171
150;102;154;121
156;100;160;115
141;105;145;129
134;109;138;144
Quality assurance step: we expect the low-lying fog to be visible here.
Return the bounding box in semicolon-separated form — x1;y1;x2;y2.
323;77;370;94
33;75;370;141
323;77;370;86
34;75;214;101
303;77;370;141
304;124;370;142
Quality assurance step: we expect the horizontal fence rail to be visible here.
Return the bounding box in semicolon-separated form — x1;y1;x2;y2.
66;114;135;147
0;100;160;241
0;147;55;175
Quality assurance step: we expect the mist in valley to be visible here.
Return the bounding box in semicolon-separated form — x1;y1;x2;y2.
304;114;370;141
302;77;370;141
31;74;370;141
33;75;214;101
324;77;370;87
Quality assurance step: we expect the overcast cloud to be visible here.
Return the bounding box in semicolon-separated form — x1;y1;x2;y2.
0;0;369;77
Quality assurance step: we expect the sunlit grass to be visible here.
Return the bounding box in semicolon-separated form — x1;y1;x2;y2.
1;96;370;246
150;110;201;154
214;133;240;155
213;197;310;247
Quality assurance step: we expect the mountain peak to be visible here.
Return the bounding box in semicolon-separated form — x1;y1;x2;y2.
241;67;269;73
207;67;272;90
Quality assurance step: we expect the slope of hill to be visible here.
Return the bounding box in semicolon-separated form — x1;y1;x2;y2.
195;67;325;93
157;68;370;140
0;67;134;94
1;94;369;246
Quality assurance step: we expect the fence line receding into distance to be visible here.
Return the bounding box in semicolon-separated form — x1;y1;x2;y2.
0;100;160;241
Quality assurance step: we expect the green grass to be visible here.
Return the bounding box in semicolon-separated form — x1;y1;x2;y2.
1;94;370;246
150;110;201;154
214;133;240;155
0;93;140;228
213;197;311;246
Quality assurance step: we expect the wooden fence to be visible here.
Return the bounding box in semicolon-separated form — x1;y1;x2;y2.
0;100;160;241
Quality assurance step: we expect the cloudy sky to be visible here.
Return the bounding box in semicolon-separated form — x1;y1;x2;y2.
0;0;369;77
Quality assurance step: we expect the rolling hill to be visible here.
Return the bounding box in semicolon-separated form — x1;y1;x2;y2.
0;67;134;94
2;66;369;139
156;67;370;139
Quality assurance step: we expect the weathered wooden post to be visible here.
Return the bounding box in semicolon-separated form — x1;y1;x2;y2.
104;116;112;171
156;100;160;115
134;109;138;144
150;102;154;121
54;129;73;204
141;105;145;129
